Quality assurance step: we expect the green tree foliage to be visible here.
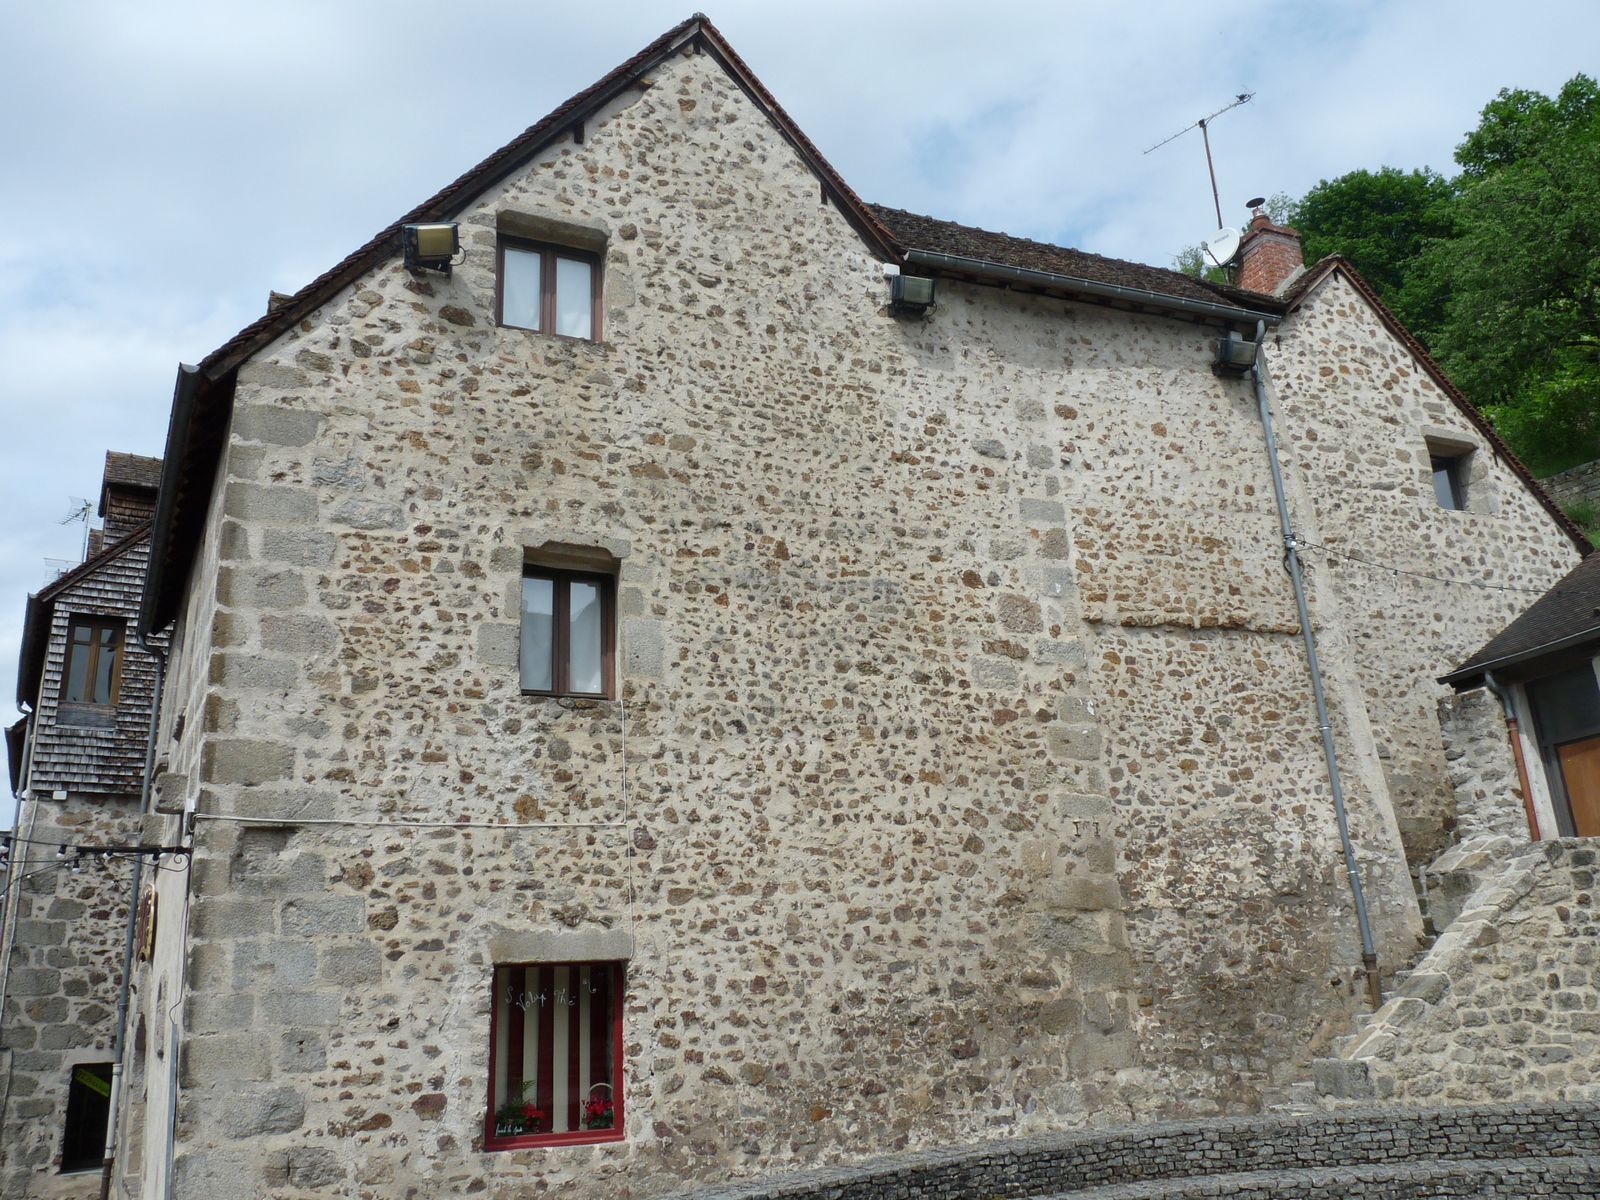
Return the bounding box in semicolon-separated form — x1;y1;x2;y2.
1428;76;1600;473
1289;167;1457;341
1275;75;1600;475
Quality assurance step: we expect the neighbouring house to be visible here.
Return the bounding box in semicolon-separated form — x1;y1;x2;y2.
12;14;1584;1199
1443;552;1600;840
0;452;166;1199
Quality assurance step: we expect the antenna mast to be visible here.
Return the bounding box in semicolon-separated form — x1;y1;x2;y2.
1144;93;1255;230
60;498;93;561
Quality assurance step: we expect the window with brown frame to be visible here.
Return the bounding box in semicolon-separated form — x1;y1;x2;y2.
62;616;123;706
496;236;602;340
486;961;623;1149
521;567;615;698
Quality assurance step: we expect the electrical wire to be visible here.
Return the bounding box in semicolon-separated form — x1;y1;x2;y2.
1296;539;1548;595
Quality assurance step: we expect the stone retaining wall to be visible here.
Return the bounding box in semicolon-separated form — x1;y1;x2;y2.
666;1103;1599;1200
1541;459;1600;514
1317;839;1600;1105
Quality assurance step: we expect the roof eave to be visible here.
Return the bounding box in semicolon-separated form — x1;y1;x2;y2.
901;248;1285;327
1441;621;1600;688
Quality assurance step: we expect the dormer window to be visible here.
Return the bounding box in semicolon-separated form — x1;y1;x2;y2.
63;616;122;706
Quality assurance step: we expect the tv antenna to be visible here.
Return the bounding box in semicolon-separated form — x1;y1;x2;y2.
59;497;93;560
1144;92;1255;230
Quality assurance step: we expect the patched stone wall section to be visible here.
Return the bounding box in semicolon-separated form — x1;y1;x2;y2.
1265;274;1578;866
1316;840;1600;1106
1437;689;1528;845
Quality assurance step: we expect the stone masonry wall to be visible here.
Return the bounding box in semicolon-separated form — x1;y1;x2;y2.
1437;689;1529;846
1316;839;1600;1106
666;1102;1600;1200
1540;458;1600;514
1265;273;1576;866
0;793;143;1200
137;44;1577;1200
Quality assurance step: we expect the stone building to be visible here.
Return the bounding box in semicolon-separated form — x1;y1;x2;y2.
1;452;166;1197
67;14;1588;1199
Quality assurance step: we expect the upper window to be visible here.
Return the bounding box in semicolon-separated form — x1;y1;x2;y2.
63;617;122;706
61;1063;112;1173
497;236;600;340
487;961;623;1149
521;567;614;698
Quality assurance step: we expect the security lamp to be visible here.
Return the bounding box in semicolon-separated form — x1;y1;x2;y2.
890;273;935;316
1213;330;1259;375
402;223;460;275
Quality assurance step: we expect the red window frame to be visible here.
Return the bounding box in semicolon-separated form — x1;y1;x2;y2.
484;961;625;1151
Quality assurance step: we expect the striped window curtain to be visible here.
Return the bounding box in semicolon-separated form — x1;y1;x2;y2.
492;962;616;1137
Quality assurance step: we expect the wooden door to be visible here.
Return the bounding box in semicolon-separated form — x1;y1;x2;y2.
1556;736;1600;837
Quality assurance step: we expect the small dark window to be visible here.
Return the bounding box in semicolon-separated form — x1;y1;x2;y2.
63;617;122;706
1430;453;1469;511
521;567;615;698
487;962;623;1149
496;236;601;340
61;1063;112;1173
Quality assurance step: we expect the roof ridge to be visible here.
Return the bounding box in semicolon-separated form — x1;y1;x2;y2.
867;202;1227;296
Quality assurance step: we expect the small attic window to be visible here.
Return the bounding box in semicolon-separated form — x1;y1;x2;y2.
498;238;601;340
1426;437;1474;512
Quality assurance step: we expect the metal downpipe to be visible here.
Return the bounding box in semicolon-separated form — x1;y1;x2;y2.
1249;327;1382;1008
99;636;166;1200
1484;671;1542;842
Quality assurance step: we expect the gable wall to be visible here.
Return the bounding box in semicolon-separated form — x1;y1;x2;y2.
1267;273;1578;865
139;45;1565;1199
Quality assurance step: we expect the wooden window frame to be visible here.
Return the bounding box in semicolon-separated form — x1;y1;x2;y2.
484;960;625;1152
495;235;603;342
62;616;124;707
521;567;616;700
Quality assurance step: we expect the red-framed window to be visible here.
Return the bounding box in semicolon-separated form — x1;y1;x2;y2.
486;961;624;1150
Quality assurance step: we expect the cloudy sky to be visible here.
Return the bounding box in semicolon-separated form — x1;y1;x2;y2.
3;0;1597;826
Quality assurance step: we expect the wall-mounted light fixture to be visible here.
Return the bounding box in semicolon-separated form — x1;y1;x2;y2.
402;223;460;275
1213;329;1259;376
890;273;935;317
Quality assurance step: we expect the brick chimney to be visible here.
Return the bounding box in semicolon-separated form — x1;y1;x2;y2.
1236;210;1304;296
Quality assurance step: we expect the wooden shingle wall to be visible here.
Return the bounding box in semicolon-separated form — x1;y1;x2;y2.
29;532;167;798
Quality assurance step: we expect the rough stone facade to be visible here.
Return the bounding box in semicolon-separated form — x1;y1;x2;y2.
1315;839;1600;1106
120;32;1580;1200
1436;689;1528;847
1;506;164;1198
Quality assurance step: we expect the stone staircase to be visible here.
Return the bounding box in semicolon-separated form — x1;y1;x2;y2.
672;1104;1600;1199
1307;839;1597;1107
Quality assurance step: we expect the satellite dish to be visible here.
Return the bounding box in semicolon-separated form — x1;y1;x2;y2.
1202;227;1241;268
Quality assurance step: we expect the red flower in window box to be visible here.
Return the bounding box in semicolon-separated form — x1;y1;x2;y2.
582;1085;614;1130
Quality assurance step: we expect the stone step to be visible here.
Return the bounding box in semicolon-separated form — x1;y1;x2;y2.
1028;1154;1600;1199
